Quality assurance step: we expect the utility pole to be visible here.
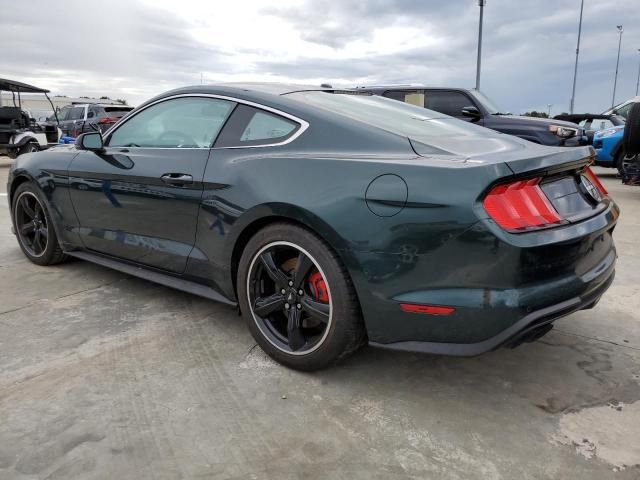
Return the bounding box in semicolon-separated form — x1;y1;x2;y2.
547;104;552;117
475;0;486;90
569;0;584;114
612;25;623;108
636;48;640;96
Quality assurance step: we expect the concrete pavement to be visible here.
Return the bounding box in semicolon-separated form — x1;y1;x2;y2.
0;159;639;479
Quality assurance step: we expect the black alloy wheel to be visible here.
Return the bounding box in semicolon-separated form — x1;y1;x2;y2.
237;223;365;370
15;191;49;257
247;241;332;355
12;182;67;265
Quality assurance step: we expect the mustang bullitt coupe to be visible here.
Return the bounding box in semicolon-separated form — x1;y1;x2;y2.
7;83;618;370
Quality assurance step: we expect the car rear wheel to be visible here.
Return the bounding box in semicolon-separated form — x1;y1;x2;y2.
615;150;626;175
12;182;67;266
623;103;640;156
237;223;365;371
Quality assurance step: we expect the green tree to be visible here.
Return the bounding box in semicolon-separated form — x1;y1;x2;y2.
522;111;549;118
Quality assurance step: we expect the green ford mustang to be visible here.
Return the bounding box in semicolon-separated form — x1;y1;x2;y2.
6;83;618;370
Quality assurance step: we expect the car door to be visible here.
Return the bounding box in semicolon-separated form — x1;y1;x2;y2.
83;106;99;133
63;106;85;136
55;106;72;134
68;95;236;273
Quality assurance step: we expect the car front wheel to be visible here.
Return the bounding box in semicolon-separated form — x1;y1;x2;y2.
237;223;365;371
12;182;67;266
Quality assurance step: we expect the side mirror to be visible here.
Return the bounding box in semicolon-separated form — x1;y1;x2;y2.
76;132;104;152
461;106;482;119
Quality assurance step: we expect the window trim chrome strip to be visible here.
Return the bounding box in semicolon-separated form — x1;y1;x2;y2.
103;93;309;150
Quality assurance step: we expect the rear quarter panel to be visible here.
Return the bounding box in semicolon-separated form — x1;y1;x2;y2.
188;117;513;325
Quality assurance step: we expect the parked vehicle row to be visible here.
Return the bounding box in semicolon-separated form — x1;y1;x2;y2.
7;83;618;370
554;97;640;172
52;103;134;137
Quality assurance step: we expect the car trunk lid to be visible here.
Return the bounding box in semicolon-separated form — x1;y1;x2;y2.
410;135;607;230
410;132;594;174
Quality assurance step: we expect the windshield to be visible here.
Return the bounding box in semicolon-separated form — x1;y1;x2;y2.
468;90;503;114
29;110;53;120
287;91;492;138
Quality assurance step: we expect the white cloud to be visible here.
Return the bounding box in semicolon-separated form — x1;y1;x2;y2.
1;0;639;113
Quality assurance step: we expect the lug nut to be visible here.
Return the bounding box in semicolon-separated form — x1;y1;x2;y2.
288;281;293;287
284;303;290;309
296;303;302;309
281;289;286;294
298;289;304;296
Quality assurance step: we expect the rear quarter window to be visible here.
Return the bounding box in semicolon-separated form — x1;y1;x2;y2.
215;104;300;147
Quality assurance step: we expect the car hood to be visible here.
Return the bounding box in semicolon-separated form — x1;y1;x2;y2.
410;131;593;174
491;114;579;128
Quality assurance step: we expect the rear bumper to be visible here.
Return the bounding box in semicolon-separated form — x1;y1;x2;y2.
354;196;618;355
369;264;614;356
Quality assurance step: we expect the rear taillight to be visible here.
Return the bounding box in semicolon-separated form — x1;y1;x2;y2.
98;117;117;124
483;178;563;232
583;167;608;196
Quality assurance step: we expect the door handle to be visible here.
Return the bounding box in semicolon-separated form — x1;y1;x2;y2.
161;173;193;185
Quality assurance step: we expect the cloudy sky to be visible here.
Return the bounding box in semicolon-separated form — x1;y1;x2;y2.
2;0;639;114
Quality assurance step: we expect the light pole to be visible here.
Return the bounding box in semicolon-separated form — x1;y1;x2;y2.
475;0;486;90
569;0;584;114
612;25;623;108
547;104;552;117
636;48;640;96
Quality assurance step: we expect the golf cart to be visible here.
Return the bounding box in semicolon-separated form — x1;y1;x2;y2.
0;78;62;158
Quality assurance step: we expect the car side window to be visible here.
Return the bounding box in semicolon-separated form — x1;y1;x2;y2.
614;103;633;119
69;106;85;121
383;90;426;108
56;106;71;121
424;91;474;118
107;97;236;148
214;104;299;148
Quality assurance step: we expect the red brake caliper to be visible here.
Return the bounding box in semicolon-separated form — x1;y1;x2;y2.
308;271;329;303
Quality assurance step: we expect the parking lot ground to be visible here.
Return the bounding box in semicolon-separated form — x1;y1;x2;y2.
0;159;639;479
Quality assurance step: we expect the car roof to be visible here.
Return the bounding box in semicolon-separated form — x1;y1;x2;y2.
138;83;353;114
603;96;640;114
355;85;471;92
214;82;336;96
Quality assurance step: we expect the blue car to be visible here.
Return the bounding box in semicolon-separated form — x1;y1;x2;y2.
593;125;625;171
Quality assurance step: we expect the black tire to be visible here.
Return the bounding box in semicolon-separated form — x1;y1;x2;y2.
237;223;365;371
12;182;68;266
615;149;626;176
18;142;39;156
623;103;640;155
